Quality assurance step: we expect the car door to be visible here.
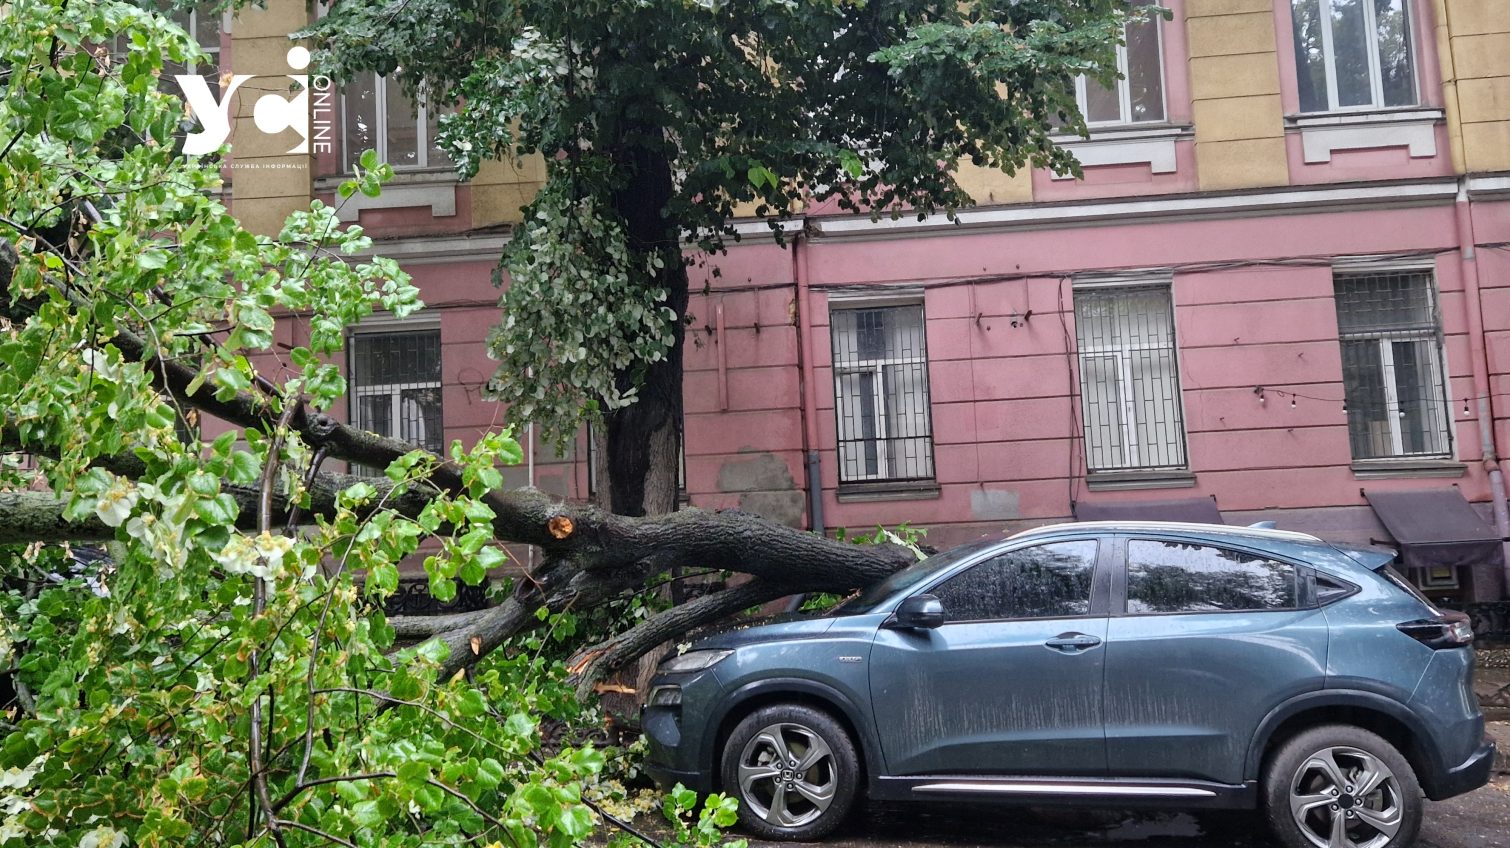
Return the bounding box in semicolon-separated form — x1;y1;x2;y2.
868;538;1110;776
1102;536;1329;785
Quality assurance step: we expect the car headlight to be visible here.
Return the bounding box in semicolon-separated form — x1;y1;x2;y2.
659;649;733;673
646;685;682;707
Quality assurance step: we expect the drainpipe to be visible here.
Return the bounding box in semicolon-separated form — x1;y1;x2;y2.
786;226;823;614
792;227;826;539
1451;179;1510;597
526;420;535;571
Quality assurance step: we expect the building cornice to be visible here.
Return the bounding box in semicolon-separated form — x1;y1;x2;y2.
352;230;513;264
801;179;1461;242
1466;174;1510;200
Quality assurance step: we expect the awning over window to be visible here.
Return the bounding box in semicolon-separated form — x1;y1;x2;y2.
1364;487;1506;572
1073;495;1224;525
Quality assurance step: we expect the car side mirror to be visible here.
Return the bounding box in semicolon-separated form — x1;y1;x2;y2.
891;594;946;630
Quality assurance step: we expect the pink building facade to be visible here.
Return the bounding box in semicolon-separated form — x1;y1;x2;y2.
209;0;1510;604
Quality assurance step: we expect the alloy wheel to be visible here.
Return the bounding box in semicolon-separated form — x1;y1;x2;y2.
1289;746;1404;848
735;722;839;828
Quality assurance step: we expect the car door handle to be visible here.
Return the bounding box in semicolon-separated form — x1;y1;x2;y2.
1044;632;1102;653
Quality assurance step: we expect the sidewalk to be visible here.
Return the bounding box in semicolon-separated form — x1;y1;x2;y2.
1474;659;1510;775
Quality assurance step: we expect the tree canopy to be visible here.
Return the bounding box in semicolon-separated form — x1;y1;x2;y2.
304;0;1145;515
0;0;1143;844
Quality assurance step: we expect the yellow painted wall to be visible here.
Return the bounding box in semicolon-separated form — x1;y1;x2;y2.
1435;0;1510;173
1185;0;1288;189
470;156;547;228
228;0;312;236
955;161;1034;206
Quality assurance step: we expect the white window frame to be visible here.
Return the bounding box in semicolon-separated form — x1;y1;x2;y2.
1073;277;1188;472
1295;0;1418;113
1333;262;1452;461
341;73;447;173
828;291;935;485
1074;4;1167;127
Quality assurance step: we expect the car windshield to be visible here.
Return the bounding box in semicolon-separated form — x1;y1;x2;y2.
828;539;1002;615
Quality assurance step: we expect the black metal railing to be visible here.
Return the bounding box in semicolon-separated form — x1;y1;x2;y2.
381;577;493;617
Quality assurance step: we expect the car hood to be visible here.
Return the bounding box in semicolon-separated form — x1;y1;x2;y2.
691;613;839;650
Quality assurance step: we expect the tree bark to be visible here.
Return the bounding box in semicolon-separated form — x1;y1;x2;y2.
603;137;686;519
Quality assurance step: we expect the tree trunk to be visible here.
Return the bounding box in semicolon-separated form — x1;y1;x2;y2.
603;139;687;520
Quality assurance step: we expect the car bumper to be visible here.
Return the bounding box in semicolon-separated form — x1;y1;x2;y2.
640;670;722;795
643;760;712;794
1427;737;1497;801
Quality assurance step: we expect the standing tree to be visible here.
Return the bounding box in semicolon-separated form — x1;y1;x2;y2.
304;0;1141;518
0;0;1143;844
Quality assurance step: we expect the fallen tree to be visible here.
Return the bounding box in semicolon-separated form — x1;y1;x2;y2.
0;1;1147;844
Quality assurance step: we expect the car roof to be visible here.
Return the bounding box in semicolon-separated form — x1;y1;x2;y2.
1008;520;1325;546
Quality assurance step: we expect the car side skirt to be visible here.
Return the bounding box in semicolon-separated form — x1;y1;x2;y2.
869;775;1258;809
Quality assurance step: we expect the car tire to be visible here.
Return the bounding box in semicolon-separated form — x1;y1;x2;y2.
1262;724;1423;848
720;704;860;840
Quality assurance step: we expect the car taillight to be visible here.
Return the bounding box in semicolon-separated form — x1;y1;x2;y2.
1396;614;1475;649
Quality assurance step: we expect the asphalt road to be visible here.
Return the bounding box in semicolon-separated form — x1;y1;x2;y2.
747;778;1510;848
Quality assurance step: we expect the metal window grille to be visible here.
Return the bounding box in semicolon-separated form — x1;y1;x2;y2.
1334;270;1452;460
1074;285;1187;472
349;330;443;473
1290;0;1417;113
343;72;451;172
830;303;935;484
1075;0;1166;125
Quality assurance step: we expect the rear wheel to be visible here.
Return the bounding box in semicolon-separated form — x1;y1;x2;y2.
1263;725;1422;848
719;704;859;840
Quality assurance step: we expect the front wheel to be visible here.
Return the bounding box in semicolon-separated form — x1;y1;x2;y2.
1262;724;1423;848
719;704;860;840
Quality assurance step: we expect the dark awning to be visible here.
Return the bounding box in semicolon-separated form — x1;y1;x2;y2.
1073;495;1224;525
1364;487;1506;572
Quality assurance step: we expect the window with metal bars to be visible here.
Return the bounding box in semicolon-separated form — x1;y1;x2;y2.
349;330;443;473
1333;270;1451;460
1074;284;1187;472
829;302;934;484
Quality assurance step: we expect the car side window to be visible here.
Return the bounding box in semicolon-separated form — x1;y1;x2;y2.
1125;539;1297;614
930;540;1098;622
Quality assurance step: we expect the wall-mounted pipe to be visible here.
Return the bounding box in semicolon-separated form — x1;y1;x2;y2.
1451;179;1510;595
792;229;825;539
716;301;729;411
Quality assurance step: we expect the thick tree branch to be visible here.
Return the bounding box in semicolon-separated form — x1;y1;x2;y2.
567;579;799;698
0;237;915;680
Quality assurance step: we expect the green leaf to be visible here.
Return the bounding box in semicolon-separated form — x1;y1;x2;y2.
503;712;535;740
455;689;488;717
558;805;593;839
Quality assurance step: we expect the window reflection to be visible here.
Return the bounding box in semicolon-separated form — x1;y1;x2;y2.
931;541;1098;622
1126;540;1296;613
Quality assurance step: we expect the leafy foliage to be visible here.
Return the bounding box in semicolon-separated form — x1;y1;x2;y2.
302;0;1151;447
0;2;716;845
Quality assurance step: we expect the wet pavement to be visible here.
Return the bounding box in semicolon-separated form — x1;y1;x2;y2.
750;778;1510;848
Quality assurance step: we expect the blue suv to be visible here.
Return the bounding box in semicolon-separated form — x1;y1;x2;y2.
642;522;1496;847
